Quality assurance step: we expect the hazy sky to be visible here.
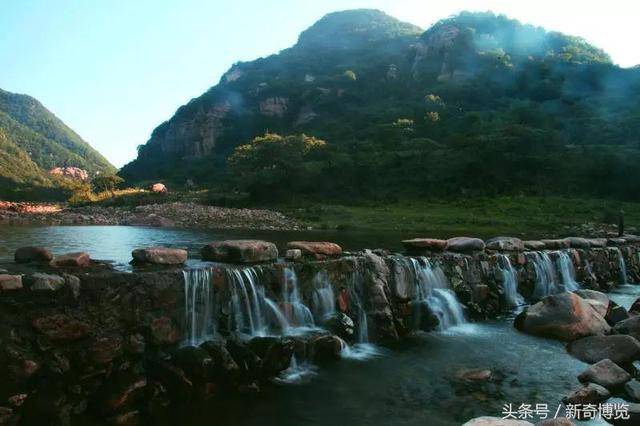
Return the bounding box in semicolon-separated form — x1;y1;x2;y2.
1;0;638;167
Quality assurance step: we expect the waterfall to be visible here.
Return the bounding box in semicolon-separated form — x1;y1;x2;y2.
556;251;580;291
497;255;524;308
183;268;216;346
532;252;559;299
409;257;466;331
282;268;315;328
615;248;628;284
311;271;336;322
349;270;369;344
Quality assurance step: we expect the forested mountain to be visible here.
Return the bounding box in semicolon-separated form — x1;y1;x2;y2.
0;88;115;199
119;9;640;201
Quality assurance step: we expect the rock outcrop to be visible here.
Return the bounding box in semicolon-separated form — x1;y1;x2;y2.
202;240;278;263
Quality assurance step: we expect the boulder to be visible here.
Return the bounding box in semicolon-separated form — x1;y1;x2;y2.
323;313;355;341
577;358;631;389
149;316;179;345
30;273;65;291
462;418;534;426
90;335;124;365
309;335;343;364
401;238;447;253
485;237;525;252
514;292;610;341
535;420;575;426
566;237;591;249
285;249;302;261
607;302;630;326
446;237;486;253
287;241;342;258
608;402;640;425
524;240;546;251
150;183;168;193
0;274;22;291
260;338;295;377
202;240;278;263
625;379;640;401
32;314;91;340
14;246;53;263
171;346;213;384
613;316;640;340
608;238;627;246
540;239;570;249
574;289;610;318
568;335;640;365
131;247;187;265
455;368;493;383
50;252;91;268
586;238;607;248
630;298;640;316
562;383;610;404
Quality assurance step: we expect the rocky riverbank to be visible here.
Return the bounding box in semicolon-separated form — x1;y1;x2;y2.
2;235;640;425
0;201;303;230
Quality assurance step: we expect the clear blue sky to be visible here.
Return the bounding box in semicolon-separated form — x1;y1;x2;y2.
1;0;638;167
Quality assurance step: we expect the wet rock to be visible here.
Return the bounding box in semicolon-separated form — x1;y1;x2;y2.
524;240;546;250
323;313;355;341
625;379;640;401
14;246;53;263
260;338;295;377
574;289;610;318
285;249;302;261
287;241;342;258
455;368;492;383
462;417;534;426
172;346;213;384
562;383;610;404
608;402;640;425
30;273;65;291
109;410;141;426
93;372;147;415
401;238;447;254
147;360;192;400
50;251;91;268
514;292;610;341
126;334;146;355
630;298;640;316
567;237;591;249
0;274;22;291
90;335;124;364
577;358;631;389
446;237;485;253
149;317;179;345
131;247;187;265
608;238;627;246
586;238;607;248
540;239;570;249
226;338;262;378
568;335;640;365
32;314;91;340
202;240;278;263
485;237;524;252
613;316;640;340
309;335;343;364
199;341;240;385
607;302;630;326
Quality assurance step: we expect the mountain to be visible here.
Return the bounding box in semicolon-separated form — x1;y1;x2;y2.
121;10;640;201
0;88;115;200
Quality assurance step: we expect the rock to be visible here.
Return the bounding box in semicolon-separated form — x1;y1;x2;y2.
614;316;640;340
607;302;630;326
49;166;88;180
127;214;175;227
446;237;486;253
323;313;355;341
172;346;213;384
131;247;187;265
462;418;534;426
14;246;53;263
50;252;91;268
631;298;640;316
540;239;570;249
401;238;447;253
568;335;640;365
574;289;610;318
577;358;631;389
63;274;81;298
147;360;192;400
566;237;591;249
514;292;610;341
260;338;295;377
0;274;22;291
149;317;179;345
30;273;65;291
199;341;240;384
535;419;575;426
608;238;627;246
455;368;492;383
285;249;302;261
524;240;546;250
562;383;610;404
608;402;640;425
287;241;342;258
485;237;525;252
150;183;168;193
309;335;343;364
586;238;607;248
32;314;91;340
90;335;124;364
625;379;640;401
93;372;147;415
0;407;13;424
109;411;141;426
202;240;278;263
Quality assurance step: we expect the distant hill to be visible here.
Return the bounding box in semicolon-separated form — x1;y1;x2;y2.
116;10;640;201
0;88;115;200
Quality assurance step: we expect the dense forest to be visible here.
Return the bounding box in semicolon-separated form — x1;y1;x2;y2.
119;10;640;203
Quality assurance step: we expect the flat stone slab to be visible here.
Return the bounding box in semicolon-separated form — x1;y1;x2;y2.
524;240;546;250
0;274;23;291
202;240;278;263
541;239;570;249
50;252;91;268
586;238;607;248
446;237;485;253
608;238;627;246
485;237;524;252
566;237;591;249
14;246;53;263
131;247;187;265
287;241;342;257
401;238;447;253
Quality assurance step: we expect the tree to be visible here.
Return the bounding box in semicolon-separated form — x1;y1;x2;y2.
92;175;124;195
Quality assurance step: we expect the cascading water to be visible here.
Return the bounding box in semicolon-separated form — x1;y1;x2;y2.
282;268;315;328
497;255;524;308
409;257;466;331
532;252;559;299
615;248;628;284
311;271;336;323
556;251;580;292
183;268;216;346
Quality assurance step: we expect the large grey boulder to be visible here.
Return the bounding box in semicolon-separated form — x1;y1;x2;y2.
568;335;640;365
446;237;485;253
574;289;610;318
562;383;610;404
514;292;610;341
485;237;525;252
14;246;53;263
524;240;546;250
401;238;447;253
541;239;570;249
30;273;66;291
566;237;591;249
201;240;278;263
577;358;631;389
287;241;342;258
613;316;640;341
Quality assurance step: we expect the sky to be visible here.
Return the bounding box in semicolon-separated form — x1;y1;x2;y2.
1;0;639;168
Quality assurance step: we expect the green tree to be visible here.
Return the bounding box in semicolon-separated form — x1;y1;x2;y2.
92;175;124;195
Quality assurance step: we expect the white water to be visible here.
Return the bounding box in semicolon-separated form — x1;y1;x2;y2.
556;251;580;292
311;271;336;322
531;252;559;299
497;255;524;309
282;268;315;328
615;248;628;284
183;268;216;346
